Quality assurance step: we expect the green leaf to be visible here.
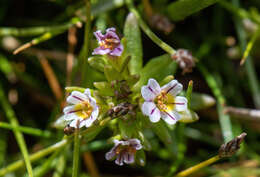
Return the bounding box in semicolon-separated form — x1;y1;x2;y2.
93;81;114;96
118;119;136;139
152;120;172;145
124;12;143;75
104;65;123;81
167;0;219;21
88;56;107;72
134;54;177;91
135;149;146;166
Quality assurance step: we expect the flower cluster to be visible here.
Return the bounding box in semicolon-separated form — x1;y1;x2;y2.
60;27;192;166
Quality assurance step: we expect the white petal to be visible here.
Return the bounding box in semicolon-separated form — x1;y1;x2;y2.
84;88;91;97
141;79;161;101
63;105;75;114
64;113;78;121
175;96;188;112
79;120;87;128
142;102;161;123
91;107;99;120
69;119;78;128
84;118;94;128
67;91;87;104
161;111;180;125
162;80;183;96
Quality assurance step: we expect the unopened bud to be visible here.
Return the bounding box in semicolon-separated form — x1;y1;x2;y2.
150;13;174;34
218;132;247;158
171;49;195;74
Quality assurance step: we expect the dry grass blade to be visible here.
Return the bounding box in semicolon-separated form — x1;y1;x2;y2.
37;53;63;100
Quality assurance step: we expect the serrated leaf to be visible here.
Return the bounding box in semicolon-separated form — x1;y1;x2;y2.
124;12;143;75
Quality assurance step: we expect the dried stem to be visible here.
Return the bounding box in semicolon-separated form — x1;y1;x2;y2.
83;152;100;177
37;53;63;100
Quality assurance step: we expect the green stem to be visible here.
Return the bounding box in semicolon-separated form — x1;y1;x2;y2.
81;0;91;86
198;64;233;142
0;139;70;176
72;128;80;177
0;18;81;37
0;122;51;138
173;155;221;177
231;0;260;109
53;152;67;177
126;0;176;55
0;83;34;177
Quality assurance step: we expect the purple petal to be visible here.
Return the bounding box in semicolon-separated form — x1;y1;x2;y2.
92;46;111;55
161;80;183;96
128;139;142;150
115;154;124;166
123;153;135;164
105;28;120;40
109;44;123;56
93;30;104;42
105;146;117;160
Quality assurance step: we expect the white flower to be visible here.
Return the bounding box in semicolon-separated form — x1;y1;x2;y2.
141;78;187;125
105;138;142;166
63;89;99;128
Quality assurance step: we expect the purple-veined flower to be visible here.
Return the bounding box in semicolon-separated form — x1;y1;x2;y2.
105;138;142;166
63;89;99;128
141;78;187;125
93;27;123;57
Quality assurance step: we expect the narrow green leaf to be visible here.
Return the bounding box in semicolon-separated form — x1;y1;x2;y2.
152;121;172;145
104;65;123;81
0;83;34;177
167;0;219;21
124;12;143;75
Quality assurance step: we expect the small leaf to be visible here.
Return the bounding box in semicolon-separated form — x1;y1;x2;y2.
134;54;177;91
93;81;114;96
152;120;172;144
124;12;143;75
88;56;107;72
104;65;123;81
118;119;136;139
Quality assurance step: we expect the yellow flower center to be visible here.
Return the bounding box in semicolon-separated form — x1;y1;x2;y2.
155;91;175;112
74;101;93;119
100;38;119;50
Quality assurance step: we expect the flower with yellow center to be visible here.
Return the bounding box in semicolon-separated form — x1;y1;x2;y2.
141;78;187;125
63;89;99;128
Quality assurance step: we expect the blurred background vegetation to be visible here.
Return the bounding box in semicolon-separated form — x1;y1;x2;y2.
0;0;260;176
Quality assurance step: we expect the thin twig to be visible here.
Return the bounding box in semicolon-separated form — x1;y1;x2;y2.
224;106;260;122
37;53;63;100
83;152;100;177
